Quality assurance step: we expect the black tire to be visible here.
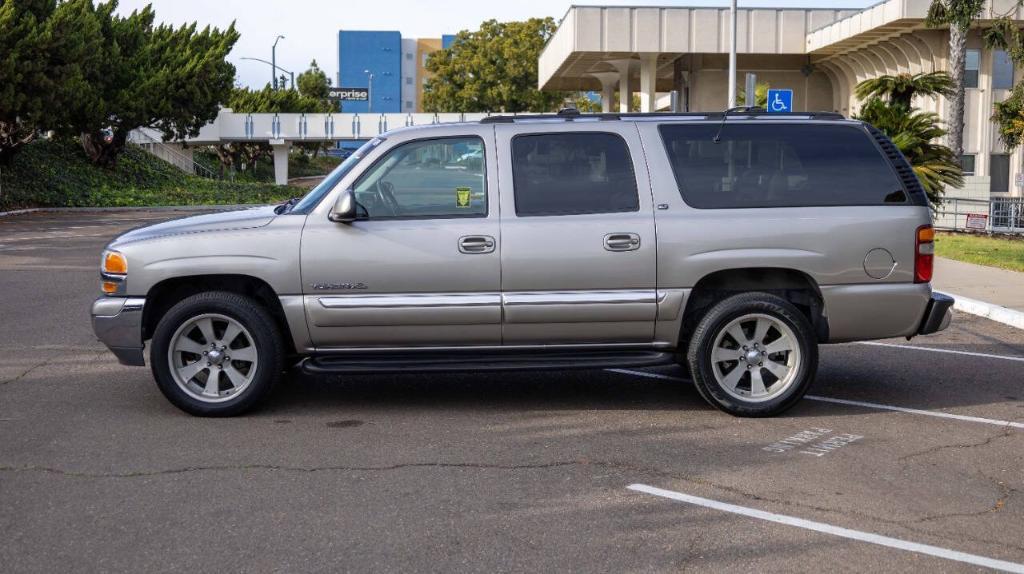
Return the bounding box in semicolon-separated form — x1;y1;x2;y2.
150;291;283;416
686;292;818;417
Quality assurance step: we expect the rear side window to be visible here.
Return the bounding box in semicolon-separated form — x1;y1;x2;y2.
659;124;906;209
512;132;639;216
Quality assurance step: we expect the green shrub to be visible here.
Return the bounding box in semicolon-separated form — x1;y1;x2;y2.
0;139;300;210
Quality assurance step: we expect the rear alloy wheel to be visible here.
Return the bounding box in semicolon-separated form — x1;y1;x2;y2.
687;293;818;417
151;292;283;416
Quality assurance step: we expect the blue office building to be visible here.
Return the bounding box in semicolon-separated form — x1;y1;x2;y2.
442;34;457;49
338;30;402;114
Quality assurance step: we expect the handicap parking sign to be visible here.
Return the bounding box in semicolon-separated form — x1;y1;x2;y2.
766;89;793;113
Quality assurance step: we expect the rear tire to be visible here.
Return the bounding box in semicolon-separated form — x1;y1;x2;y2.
686;292;818;417
150;291;283;417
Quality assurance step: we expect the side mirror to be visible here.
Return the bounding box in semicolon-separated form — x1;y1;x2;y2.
329;188;358;223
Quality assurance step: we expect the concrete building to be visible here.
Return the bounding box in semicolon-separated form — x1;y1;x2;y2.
539;0;1024;199
338;30;402;114
339;30;453;115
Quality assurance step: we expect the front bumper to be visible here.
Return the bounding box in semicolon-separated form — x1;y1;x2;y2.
91;297;146;366
917;292;954;336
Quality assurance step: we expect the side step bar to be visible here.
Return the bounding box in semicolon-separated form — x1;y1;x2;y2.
300;349;675;375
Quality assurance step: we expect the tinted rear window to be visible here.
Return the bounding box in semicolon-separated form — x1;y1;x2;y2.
659;123;906;209
512;132;639;216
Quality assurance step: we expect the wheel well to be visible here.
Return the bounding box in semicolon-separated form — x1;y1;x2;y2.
680;268;828;348
142;275;295;355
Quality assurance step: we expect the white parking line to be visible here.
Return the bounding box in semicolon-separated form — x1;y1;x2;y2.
628;484;1024;573
606;368;681;381
857;341;1024;363
605;369;1024;429
803;396;1024;429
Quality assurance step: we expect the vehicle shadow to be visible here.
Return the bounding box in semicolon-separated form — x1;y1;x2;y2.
262;367;712;416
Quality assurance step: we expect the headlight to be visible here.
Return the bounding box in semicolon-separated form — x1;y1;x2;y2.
101;250;127;294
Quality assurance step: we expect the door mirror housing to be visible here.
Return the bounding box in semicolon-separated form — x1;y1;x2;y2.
329;188;359;223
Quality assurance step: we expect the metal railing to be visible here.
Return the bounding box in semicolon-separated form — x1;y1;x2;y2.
934;196;1024;234
127;130;217;179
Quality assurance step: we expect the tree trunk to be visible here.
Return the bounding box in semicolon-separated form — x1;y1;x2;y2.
80;129;128;169
0;121;37;165
948;22;968;159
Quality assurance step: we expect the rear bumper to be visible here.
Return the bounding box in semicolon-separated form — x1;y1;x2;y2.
91;297;146;366
917;292;954;336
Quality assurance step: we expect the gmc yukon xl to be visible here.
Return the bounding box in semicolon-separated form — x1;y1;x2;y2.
92;110;953;417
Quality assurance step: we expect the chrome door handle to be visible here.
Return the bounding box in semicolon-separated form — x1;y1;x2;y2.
604;233;641;252
459;235;496;254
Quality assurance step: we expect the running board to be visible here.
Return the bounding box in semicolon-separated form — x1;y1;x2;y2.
300;349;675;375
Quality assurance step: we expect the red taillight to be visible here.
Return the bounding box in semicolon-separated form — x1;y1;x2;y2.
915;225;934;283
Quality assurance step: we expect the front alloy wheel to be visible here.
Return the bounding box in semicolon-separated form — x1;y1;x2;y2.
168;314;259;403
151;292;283;416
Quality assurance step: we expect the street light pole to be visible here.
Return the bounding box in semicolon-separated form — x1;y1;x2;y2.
365;69;374;114
241;57;295;90
272;35;285;90
728;0;737;108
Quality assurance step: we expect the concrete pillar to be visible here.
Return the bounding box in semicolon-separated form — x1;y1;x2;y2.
607;59;637;113
639;54;659;113
272;142;289;186
588;72;620;113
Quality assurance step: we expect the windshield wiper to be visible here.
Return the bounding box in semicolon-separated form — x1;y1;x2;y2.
275;197;302;215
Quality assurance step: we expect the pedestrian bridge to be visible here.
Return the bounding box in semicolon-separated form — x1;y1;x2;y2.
137;109;519;184
186;110;498;144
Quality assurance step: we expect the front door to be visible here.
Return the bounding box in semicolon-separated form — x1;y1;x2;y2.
301;128;500;348
495;125;658;345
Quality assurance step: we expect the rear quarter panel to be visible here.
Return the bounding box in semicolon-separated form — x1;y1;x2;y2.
635;120;934;343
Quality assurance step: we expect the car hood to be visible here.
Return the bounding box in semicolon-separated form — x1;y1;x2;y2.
110;205;280;246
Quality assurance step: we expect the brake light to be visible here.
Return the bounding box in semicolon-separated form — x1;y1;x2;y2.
915;225;934;283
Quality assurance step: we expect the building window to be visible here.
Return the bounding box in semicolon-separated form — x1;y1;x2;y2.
422;53;429;66
405;101;413;109
993;50;1014;89
405;53;413;60
990;154;1011;192
961;154;976;176
965;49;980;88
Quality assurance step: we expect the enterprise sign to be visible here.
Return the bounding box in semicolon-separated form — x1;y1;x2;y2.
327;87;369;102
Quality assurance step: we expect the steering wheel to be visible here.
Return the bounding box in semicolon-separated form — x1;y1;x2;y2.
376;181;401;216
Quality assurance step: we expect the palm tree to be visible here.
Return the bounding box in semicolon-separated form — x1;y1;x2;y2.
853;71;955;110
856;98;963;205
926;0;986;159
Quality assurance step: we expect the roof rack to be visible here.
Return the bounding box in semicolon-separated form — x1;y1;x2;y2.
480;108;846;124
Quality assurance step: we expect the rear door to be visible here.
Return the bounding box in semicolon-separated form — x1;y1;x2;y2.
495;123;658;345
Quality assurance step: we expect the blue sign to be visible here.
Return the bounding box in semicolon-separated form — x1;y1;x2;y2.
766;89;793;113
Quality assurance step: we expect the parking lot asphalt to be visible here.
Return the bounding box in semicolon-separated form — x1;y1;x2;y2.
1;210;1022;573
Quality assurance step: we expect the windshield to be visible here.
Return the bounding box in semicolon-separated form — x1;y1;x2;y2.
289;137;385;214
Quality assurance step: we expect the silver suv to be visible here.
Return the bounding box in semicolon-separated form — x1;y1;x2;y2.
92;110;953;417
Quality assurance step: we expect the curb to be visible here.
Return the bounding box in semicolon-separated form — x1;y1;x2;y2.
0;205;257;218
936;290;1024;331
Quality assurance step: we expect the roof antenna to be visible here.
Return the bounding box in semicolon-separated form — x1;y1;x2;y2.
713;106;762;143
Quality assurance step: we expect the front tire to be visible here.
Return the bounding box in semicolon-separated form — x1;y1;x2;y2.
150;291;283;416
686;292;818;417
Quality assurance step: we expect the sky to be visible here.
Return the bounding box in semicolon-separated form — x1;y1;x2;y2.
115;0;881;89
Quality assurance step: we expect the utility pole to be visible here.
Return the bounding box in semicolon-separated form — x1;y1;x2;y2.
272;35;285;90
728;0;737;108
